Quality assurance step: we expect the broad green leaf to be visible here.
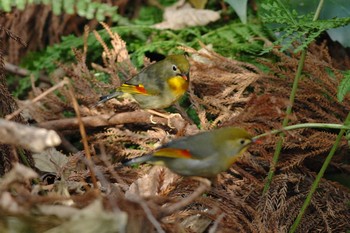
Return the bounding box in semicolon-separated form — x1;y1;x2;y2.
225;0;248;24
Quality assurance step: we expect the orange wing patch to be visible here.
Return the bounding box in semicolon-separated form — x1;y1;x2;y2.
153;148;192;159
120;83;148;95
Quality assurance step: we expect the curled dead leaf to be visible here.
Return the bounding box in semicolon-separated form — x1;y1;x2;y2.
154;1;220;30
125;166;180;198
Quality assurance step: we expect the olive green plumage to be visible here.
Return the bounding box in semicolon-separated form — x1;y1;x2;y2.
124;127;254;177
97;54;190;109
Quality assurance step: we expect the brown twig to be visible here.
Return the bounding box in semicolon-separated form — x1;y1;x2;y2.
5;78;69;120
67;80;98;190
127;194;165;233
37;111;196;134
4;61;29;76
98;143;128;190
208;213;225;233
160;177;211;216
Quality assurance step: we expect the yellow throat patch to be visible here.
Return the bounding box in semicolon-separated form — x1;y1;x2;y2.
167;76;189;98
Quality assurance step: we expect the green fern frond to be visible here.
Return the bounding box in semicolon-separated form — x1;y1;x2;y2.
337;70;350;103
260;0;350;53
200;22;267;55
0;0;120;22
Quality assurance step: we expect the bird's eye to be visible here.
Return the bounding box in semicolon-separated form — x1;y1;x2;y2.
240;139;246;145
172;65;178;71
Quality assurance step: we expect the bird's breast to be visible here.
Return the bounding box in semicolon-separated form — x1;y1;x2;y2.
167;76;189;98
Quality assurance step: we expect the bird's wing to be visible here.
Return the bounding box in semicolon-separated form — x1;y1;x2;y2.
122;67;162;96
153;132;217;160
153;148;193;159
118;83;160;96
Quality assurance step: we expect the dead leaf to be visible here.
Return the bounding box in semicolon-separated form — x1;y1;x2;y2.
37;204;80;219
43;199;127;233
125;166;180;198
154;0;220;30
33;148;68;173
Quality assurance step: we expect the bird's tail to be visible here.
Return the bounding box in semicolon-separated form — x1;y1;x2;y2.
123;154;153;166
94;91;121;106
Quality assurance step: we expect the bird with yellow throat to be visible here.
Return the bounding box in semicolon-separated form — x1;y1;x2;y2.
97;54;190;110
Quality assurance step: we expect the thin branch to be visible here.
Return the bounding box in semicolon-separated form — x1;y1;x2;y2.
37;111;192;132
208;213;225;233
4;61;29;76
160;177;211;216
126;194;165;233
67;80;98;190
253;123;350;140
5;79;69;120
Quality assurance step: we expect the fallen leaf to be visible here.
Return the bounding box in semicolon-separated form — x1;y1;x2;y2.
154;0;220;30
125;166;180;198
33;148;68;173
43;199;127;233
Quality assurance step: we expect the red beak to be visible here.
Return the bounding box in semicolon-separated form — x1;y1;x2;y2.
182;73;189;81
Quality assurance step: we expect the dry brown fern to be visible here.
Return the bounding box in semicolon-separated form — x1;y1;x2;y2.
10;21;350;233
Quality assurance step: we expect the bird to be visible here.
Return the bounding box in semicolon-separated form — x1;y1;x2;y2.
124;127;254;177
96;54;190;109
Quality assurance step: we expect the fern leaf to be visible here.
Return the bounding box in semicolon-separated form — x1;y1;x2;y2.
16;0;26;10
52;0;62;15
1;0;119;23
261;0;350;53
63;0;75;14
1;0;12;11
337;71;350;103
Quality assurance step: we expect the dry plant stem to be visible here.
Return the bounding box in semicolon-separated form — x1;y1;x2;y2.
67;81;98;190
208;213;225;233
253;123;350;141
263;50;306;193
147;109;181;128
0;118;61;152
5;79;69;120
98;143;128;190
37;111;189;131
4;61;29;76
127;194;165;233
289;113;349;232
160;177;211;216
263;0;325;194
